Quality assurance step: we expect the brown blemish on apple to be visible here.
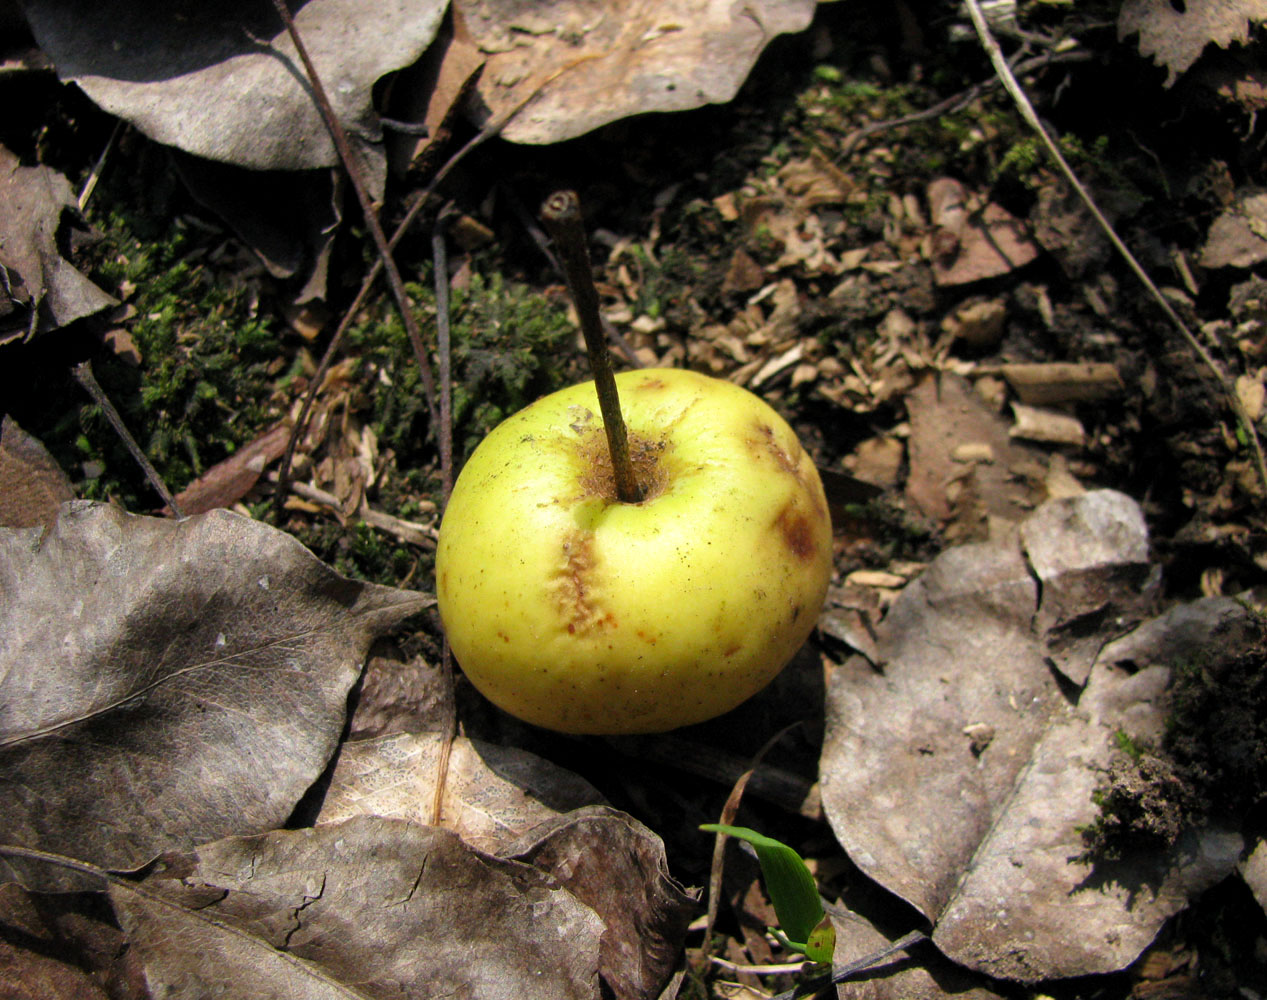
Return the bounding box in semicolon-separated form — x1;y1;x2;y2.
723;643;742;657
751;421;801;478
634;377;668;390
551;529;617;635
749;420;832;524
774;502;818;562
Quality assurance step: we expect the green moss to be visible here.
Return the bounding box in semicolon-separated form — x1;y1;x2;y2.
347;269;577;467
53;200;284;510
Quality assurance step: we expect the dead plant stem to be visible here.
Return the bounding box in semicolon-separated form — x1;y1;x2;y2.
272;71;583;524
834;48;1089;163
429;205;457;827
268;0;438;429
72;361;183;517
540;190;642;503
962;0;1267;498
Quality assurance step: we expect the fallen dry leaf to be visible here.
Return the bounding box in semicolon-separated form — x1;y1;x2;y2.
172;154;343;304
1243;839;1267;915
459;0;816;144
831;909;1004;1000
1198;188;1267;269
0;502;430;889
500;806;699;1000
1020;492;1155;686
904;372;1044;533
0;144;116;341
112;817;605;1000
316;732;606;852
821;493;1242;981
0;882;149;1000
1119;0;1267;87
20;0;447;189
927;178;1040;286
0;414;74;529
171;422;291;516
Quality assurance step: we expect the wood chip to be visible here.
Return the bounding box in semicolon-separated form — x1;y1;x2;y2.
846;569;908;589
1009;403;1086;446
951;442;995;463
1000;362;1124;405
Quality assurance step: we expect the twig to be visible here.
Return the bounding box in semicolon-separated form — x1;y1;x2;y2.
432;206;457;506
273;70;587;524
429;204;458;828
72;361;183;517
268;0;438;431
961;0;1267;498
540;190;642;503
833;49;1090;163
708;956;814;976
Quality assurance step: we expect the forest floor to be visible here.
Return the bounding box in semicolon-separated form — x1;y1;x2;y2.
3;1;1267;997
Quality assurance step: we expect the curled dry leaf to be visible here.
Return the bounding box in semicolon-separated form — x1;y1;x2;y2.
458;0;817;144
1119;0;1267;87
111;817;604;1000
0;144;116;342
501;806;700;1000
821;492;1241;981
316;731;606;853
19;0;447;187
0;502;430;889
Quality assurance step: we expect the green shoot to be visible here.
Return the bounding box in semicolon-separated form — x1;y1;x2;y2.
700;823;835;963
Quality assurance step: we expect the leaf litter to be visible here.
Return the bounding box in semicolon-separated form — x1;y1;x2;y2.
0;502;429;888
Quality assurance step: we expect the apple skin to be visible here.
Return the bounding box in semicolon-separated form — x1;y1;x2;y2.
435;368;833;735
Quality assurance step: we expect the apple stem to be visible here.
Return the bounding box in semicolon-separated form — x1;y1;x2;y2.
541;190;644;503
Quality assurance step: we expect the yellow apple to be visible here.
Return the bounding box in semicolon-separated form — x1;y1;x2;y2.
435;368;833;734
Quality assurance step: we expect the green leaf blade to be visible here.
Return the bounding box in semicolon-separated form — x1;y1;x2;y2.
700;823;825;946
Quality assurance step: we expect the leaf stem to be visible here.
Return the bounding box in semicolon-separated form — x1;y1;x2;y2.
540;191;643;503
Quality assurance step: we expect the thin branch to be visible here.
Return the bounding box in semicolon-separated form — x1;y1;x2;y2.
273;70;586;524
699;722;805;969
961;0;1267;497
432;205;457;506
834;49;1089;163
73;361;183;517
268;0;438;431
429;204;458;828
